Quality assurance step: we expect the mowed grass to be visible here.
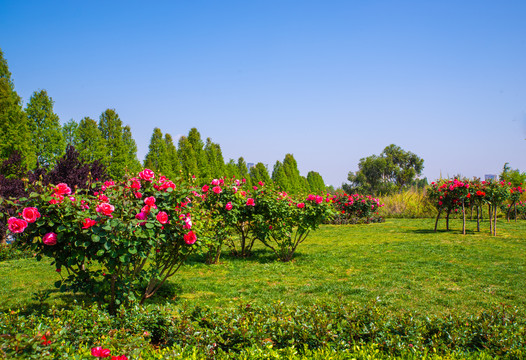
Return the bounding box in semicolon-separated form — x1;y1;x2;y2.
1;218;525;316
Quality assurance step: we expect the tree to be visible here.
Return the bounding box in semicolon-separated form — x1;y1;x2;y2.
164;133;181;177
187;128;208;179
500;163;526;187
144;128;170;175
307;171;326;193
76;117;107;163
62;119;79;148
343;145;424;195
25;90;65;167
237;157;251;186
178;136;199;178
250;162;271;185
225;159;240;180
98;109;127;180
122;125;142;175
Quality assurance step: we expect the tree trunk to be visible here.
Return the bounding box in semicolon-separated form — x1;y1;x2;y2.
493;205;498;236
462;200;466;235
476;206;480;232
446;209;450;231
434;208;442;232
488;204;492;235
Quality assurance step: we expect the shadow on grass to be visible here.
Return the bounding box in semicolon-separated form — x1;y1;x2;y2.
187;247;298;265
404;228;477;235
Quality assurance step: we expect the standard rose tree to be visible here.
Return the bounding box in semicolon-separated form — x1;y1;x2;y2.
8;170;203;314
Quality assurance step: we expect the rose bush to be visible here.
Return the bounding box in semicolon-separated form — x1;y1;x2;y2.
6;169;203;314
330;193;383;224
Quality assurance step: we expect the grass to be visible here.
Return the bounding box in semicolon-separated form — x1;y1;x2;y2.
1;218;525;316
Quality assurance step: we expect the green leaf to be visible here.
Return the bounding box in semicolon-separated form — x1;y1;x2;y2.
91;234;100;242
96;249;105;256
145;223;154;229
128;247;137;254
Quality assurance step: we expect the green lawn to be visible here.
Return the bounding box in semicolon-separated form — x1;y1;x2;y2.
1;218;525;316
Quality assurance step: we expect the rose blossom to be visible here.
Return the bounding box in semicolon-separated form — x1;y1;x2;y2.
55;183;72;195
246;198;255;206
202;185;209;193
138;169;155;182
212;186;222;194
22;207;41;223
225;202;233;210
157;211;169;224
91;346;111;358
82;218;97;229
144;196;156;207
43;232;57;246
183;215;192;229
211;179;220;186
297;202;305;209
8;217;28;233
184;230;197;245
96;203;115;216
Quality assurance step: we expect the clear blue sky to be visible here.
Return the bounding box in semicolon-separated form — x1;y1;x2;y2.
2;1;525;186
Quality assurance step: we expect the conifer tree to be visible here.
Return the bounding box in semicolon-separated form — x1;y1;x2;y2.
250;162;271;185
144;127;170;175
98;109;127;180
204;138;218;180
25;90;65;167
0;48;35;170
178;135;199;178
225;159;240;180
122;125;142;175
237;157;251;186
272;160;289;191
213;142;226;177
164;133;181;178
187;128;209;179
76;117;107;163
282;153;303;194
307;171;326;193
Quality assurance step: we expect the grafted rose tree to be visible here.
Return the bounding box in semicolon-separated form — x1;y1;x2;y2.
255;192;335;261
201;178;259;257
483;180;510;236
8;169;202;314
505;185;524;222
330;193;383;224
428;179;470;232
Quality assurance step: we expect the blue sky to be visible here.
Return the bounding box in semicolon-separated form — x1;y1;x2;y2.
1;1;525;186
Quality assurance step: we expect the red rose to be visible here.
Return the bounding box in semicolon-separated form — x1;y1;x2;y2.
43;232;57;245
8;217;27;233
156;211;169;224
184;230;197;245
96;203;115;216
22;207;41;223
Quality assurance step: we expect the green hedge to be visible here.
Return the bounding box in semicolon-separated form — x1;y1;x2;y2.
1;301;525;359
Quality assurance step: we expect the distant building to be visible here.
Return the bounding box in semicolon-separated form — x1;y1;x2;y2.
485;174;497;181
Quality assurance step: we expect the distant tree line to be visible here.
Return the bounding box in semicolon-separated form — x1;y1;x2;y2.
0;48;327;195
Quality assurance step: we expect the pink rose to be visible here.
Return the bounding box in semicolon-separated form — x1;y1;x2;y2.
184;230;197;245
111;356;128;360
22;207;41;223
144;196;156;207
82;218;97;229
138;169;155;182
135;212;147;220
96;203;115;216
43;232;57;246
183;215;192;229
297;202;305;208
55;183;72;195
49;193;64;204
157;211;169;224
202;185;209;193
258;181;264;186
225;202;233;210
8;217;28;233
212;186;222;194
91;346;111;358
316;196;323;204
211;179;220;186
246;198;255;206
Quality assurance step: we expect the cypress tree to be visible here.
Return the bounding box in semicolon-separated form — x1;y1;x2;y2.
272;160;289;192
307;171;326;193
204;138;218;180
282;153;303;194
178;135;199;178
250;162;271;185
237;157;251;186
225;159;239;180
144;127;169;175
164;133;181;178
187;128;209;179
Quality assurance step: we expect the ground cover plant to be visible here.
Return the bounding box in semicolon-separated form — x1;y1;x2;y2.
1;218;525;358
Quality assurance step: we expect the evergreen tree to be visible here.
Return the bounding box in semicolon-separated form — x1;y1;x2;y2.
144;127;170;175
76;117;107;163
62;119;79;148
250;162;271;185
25;89;65;167
178;136;199;178
98;109;127;180
187;128;209;179
237;157;252;186
164;133;181;178
213;142;226;177
225;159;240;180
307;171;326;193
122;125;142;175
282;153;303;194
204;138;218;180
0;49;35;170
272;160;288;191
